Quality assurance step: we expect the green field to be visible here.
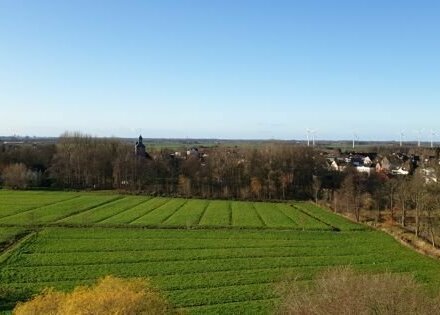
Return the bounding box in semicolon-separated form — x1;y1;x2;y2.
0;190;440;314
0;191;362;230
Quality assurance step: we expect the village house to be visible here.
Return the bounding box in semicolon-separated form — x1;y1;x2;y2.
327;153;377;175
356;164;376;176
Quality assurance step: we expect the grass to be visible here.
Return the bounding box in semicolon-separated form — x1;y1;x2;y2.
163;199;209;227
253;203;296;228
0;191;78;219
231;201;264;227
198;200;230;227
0;190;356;231
2;227;440;313
0;228;27;244
130;198;187;225
0;195;118;225
100;197;169;224
58;196;148;224
276;203;330;230
294;202;366;231
0;190;440;313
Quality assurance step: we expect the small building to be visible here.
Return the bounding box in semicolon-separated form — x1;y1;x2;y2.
391;168;410;176
363;156;372;165
356;165;376;176
187;147;201;159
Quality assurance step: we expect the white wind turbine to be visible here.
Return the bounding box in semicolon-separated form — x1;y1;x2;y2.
352;132;358;150
306;129;311;147
413;129;423;147
311;129;317;147
431;130;437;148
399;130;405;147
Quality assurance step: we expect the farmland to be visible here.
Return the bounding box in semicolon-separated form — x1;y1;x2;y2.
0;191;361;230
1;190;440;314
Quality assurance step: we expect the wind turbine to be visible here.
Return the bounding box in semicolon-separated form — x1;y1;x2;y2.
352;132;358;150
431;130;437;148
311;129;317;147
306;129;311;147
414;129;423;147
399;130;405;147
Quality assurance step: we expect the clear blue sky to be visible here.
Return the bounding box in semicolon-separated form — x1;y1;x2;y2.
1;0;440;141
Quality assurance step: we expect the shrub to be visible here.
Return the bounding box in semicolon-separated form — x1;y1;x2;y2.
1;163;41;189
13;276;178;315
277;267;440;315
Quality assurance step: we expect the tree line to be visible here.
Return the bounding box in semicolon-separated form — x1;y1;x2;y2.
1;132;440;244
0;133;326;200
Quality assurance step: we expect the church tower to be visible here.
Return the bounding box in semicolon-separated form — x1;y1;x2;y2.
135;135;147;158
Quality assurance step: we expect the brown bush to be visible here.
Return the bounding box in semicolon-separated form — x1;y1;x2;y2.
2;163;30;189
277;267;440;315
13;276;178;315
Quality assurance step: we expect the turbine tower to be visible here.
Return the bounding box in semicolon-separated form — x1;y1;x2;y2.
414;129;423;147
352;132;358;150
306;129;311;147
399;130;405;147
311;129;317;147
431;130;436;148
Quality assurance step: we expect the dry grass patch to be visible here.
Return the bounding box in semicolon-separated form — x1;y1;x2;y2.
277;267;440;315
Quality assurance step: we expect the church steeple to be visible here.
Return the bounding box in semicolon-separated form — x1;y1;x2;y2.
135;134;147;158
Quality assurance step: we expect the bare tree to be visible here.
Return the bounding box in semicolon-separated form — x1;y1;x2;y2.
2;163;31;189
409;172;428;237
396;177;410;227
312;175;321;204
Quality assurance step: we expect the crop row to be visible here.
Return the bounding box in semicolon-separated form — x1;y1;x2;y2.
163;199;208;226
276;204;330;229
198;200;230;226
294;202;366;230
0;191;77;206
13;245;409;267
231;201;263;227
253;203;295;227
5;229;438;278
100;197;169;224
0;227;26;244
1;253;423;284
0;191;361;231
4;263;436;297
0;195;118;225
3;226;440;314
58;196;149;224
7;264;440;304
187;298;277;315
22;236;388;253
34;227;374;241
131;198;188;225
165;283;276;307
0;195;80;219
1;267;313;293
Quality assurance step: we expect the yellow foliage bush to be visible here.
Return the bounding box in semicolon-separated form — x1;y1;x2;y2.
13;276;177;315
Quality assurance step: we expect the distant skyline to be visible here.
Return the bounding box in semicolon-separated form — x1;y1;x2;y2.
1;1;440;141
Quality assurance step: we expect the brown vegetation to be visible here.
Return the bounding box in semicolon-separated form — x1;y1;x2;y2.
1;163;41;189
277;267;440;315
1;133;325;200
